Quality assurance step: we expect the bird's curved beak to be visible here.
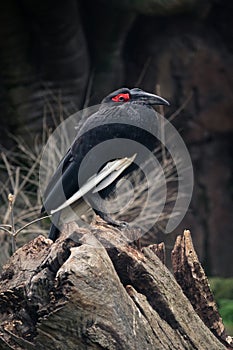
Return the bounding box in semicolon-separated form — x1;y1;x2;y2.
130;89;170;106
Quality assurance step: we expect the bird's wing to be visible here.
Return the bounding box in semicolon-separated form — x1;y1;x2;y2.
43;148;73;200
42;104;149;214
42;136;84;213
50;154;137;214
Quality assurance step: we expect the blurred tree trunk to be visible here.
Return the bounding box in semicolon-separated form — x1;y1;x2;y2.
0;0;89;146
0;220;232;349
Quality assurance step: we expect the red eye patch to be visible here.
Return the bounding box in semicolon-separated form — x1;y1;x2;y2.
112;93;130;102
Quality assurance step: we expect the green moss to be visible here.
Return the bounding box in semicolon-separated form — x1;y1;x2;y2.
209;278;233;335
209;278;233;299
218;299;233;323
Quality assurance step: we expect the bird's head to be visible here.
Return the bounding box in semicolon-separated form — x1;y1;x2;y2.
101;87;170;107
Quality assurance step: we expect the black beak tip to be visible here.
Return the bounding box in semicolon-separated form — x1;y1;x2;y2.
149;93;170;107
155;97;170;107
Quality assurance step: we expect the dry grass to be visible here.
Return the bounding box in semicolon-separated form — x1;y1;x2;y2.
0;134;49;250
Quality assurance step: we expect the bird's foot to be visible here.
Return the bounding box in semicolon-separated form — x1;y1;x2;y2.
93;210;129;229
108;218;143;249
110;219;129;229
94;211;143;248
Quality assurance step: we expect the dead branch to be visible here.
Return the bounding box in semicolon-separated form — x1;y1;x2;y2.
0;220;231;349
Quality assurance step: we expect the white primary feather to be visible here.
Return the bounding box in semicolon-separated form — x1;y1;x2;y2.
50;153;137;215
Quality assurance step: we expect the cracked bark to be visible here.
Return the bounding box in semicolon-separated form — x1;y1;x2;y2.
0;219;232;349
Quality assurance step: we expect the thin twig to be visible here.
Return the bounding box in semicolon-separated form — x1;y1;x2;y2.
8;193;16;252
15;215;51;236
136;57;152;86
0;226;12;235
155;84;166;164
17;156;40;194
82;71;94;112
1;153;15;191
169;91;193;122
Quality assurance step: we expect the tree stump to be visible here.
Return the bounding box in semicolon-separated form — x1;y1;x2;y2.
0;218;232;349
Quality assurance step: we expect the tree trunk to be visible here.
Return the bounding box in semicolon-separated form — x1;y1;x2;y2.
0;218;232;349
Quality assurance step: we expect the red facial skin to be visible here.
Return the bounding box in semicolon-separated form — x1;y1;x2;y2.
111;93;130;102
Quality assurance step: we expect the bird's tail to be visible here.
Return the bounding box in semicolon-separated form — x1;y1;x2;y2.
48;212;60;241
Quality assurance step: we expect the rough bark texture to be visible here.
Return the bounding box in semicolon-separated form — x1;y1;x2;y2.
172;230;233;349
0;219;232;349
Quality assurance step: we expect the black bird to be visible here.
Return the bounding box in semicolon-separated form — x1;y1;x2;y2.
42;87;169;240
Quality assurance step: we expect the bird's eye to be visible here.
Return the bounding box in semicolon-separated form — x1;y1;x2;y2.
112;93;130;102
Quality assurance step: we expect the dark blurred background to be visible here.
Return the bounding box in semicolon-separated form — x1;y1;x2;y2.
0;0;232;278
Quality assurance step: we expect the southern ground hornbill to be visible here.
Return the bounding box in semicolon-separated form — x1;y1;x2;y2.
42;87;170;240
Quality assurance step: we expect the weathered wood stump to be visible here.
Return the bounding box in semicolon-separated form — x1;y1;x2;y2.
0;218;232;349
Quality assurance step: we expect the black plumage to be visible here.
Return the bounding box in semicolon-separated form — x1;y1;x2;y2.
42;87;169;240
